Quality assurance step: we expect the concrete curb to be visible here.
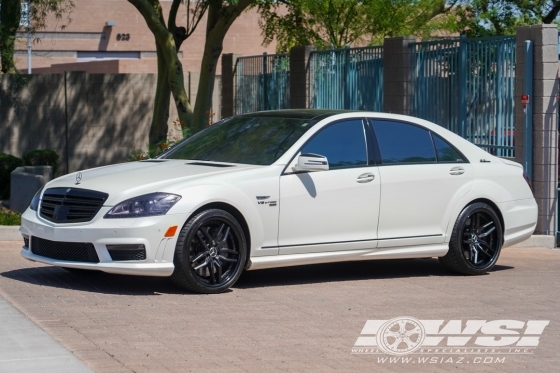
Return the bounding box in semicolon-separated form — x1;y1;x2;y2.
0;226;21;241
0;292;94;373
510;234;556;248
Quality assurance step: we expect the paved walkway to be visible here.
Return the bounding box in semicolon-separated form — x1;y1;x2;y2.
0;241;558;372
0;293;92;373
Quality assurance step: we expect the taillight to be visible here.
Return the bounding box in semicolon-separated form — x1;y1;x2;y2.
523;171;533;192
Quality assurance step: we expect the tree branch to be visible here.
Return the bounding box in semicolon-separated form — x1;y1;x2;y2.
543;0;560;23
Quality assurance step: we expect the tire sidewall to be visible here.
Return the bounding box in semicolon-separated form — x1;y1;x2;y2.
452;202;503;274
176;209;247;293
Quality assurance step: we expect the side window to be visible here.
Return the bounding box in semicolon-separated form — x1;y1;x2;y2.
432;134;466;162
372;120;436;164
301;120;367;169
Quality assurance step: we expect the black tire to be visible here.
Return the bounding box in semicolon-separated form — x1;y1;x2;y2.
439;202;503;275
171;209;247;294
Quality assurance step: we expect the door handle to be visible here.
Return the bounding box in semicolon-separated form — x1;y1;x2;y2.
357;173;375;183
449;166;465;175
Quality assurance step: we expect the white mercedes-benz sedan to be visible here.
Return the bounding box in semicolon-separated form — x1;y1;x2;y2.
20;110;537;293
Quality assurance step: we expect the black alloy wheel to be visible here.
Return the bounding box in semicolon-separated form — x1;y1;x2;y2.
439;202;503;275
171;209;247;293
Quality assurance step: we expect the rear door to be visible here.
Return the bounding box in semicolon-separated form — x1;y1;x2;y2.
370;119;474;248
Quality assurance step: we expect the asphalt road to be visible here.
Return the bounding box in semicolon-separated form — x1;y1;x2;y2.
0;241;558;373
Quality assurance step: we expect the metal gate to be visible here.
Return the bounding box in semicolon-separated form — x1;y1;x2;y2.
308;46;383;111
410;35;516;158
233;53;290;115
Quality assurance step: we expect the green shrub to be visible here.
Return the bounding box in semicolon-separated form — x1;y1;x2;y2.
0;153;24;199
0;208;21;225
23;149;60;175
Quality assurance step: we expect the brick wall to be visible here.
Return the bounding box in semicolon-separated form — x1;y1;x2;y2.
15;1;277;74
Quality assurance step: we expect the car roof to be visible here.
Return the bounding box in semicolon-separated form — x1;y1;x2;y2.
237;109;353;121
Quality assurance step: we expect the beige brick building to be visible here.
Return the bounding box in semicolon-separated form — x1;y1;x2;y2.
14;0;276;74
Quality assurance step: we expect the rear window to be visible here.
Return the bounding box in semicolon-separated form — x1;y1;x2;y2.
373;120;436;164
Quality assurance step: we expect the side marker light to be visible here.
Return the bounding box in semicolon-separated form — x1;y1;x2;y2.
164;226;178;237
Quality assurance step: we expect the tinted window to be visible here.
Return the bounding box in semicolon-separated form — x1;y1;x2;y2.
432;134;466;162
162;116;316;165
301;120;367;169
373;120;436;164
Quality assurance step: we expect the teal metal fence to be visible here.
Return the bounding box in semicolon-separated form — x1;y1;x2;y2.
410;35;516;158
233;53;290;115
308;46;383;111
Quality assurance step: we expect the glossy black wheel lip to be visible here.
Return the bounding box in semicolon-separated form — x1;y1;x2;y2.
185;216;242;288
460;209;501;270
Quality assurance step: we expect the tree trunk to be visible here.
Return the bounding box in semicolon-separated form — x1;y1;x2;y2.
191;0;253;132
127;0;192;149
150;42;171;147
163;39;192;130
192;35;223;132
0;0;22;74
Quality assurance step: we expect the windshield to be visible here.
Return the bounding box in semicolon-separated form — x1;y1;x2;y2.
161;116;316;165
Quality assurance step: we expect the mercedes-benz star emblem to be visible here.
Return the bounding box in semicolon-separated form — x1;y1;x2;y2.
75;172;82;185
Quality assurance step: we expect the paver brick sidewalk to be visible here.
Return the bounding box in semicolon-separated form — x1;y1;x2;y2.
0;241;559;373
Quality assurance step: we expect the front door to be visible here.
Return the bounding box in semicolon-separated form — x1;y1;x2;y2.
278;119;380;254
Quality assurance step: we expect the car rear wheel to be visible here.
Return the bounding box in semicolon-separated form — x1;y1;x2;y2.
439;202;503;275
171;209;247;294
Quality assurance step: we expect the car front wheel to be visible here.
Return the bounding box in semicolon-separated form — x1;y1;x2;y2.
439;202;503;275
171;209;247;293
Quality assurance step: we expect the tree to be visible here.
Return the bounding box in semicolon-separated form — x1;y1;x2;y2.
0;0;74;74
128;0;254;150
127;0;201;148
456;0;560;36
257;0;459;51
0;0;21;73
192;0;254;133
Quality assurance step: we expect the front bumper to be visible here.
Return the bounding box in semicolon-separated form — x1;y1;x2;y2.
19;207;186;277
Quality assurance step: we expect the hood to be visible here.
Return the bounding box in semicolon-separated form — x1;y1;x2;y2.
45;160;257;205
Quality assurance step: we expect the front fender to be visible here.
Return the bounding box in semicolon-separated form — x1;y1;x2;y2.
167;184;274;258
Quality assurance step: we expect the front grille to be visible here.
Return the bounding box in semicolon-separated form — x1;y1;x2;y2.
31;236;100;263
40;187;108;223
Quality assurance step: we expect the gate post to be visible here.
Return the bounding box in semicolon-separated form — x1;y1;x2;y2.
344;45;351;110
459;35;467;138
515;24;559;245
221;53;241;118
262;52;268;111
289;45;315;109
383;36;416;115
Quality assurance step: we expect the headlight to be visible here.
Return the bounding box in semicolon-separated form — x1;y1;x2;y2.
29;187;44;211
104;193;181;218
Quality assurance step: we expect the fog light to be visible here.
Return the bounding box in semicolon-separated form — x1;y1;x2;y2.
22;234;29;249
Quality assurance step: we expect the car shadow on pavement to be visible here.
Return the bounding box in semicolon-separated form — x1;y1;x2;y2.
1;259;513;294
1;266;186;296
234;258;513;289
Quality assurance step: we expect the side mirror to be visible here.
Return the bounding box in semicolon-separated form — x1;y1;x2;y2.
292;153;329;172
